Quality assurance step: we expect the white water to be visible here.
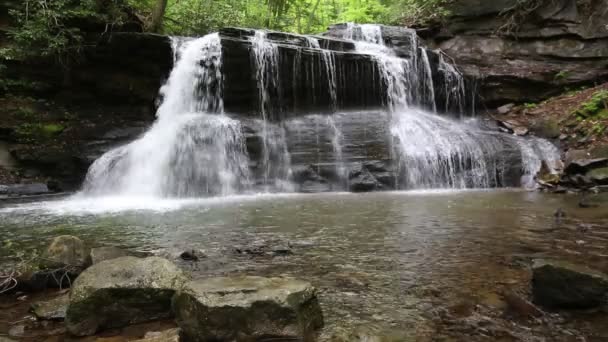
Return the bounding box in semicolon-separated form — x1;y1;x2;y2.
83;34;251;197
333;23;560;188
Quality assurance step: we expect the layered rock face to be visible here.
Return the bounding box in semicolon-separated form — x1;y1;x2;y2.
421;0;608;106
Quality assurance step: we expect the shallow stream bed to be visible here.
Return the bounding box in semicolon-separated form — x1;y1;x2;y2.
1;190;608;341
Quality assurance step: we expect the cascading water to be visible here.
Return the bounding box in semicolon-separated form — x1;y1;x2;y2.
331;23;560;189
81;24;561;198
250;31;294;191
82;34;250;197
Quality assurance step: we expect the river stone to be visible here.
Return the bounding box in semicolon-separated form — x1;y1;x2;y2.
587;167;608;185
331;327;413;342
173;276;324;341
65;256;187;336
42;235;90;270
132;328;180;342
31;293;69;320
532;259;608;309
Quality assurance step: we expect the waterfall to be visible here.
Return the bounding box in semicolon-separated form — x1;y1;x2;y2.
82;34;250;197
250;31;293;191
332;23;560;189
80;25;562;198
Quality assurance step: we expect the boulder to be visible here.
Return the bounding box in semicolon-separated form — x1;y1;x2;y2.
41;235;90;270
173;276;324;341
31;294;69;321
587;167;608;185
530;119;561;140
65;256;187;336
532;259;608;309
564;158;608;176
132;328;180;342
349;167;380;192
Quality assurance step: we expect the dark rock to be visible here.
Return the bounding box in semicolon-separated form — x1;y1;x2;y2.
422;0;608;106
65;256;187;336
31;294;69;321
179;249;206;261
173;276;324;341
587;167;608;185
0;183;50;196
532;259;608;309
349;168;380;192
564;158;608;176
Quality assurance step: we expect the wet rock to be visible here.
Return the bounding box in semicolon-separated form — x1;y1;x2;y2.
564;158;608;176
587;167;608;185
90;246;139;265
41;235;90;270
31;293;69;321
179;249;206;261
173;276;324;341
132;328;180;342
532;259;608;309
349;169;380;192
0;183;51;196
65;256;187;336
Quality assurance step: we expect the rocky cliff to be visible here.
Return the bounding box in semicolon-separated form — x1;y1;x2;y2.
420;0;608;107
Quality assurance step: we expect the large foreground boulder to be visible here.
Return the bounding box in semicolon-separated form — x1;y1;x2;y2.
173;276;324;341
65;257;187;336
532;260;608;309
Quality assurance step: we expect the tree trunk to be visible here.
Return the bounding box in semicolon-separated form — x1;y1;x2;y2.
305;0;322;33
149;0;168;33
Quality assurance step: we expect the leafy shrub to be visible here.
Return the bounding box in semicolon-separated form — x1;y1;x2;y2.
575;90;608;119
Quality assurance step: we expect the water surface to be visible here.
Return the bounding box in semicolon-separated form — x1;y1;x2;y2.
1;190;607;340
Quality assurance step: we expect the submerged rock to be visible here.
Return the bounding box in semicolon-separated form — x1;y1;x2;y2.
65;256;187;336
173;276;324;341
89;246;149;264
31;293;70;321
532;259;608;309
132;328;180;342
179;249;206;261
41;235;90;270
330;327;413;342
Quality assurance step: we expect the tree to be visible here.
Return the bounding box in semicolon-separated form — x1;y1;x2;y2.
148;0;168;33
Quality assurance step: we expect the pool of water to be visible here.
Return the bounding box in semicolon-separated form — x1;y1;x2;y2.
1;190;607;340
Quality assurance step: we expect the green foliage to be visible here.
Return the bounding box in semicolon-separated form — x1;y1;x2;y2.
15;122;65;140
126;0;445;35
389;0;449;26
524;102;538;109
6;0;130;64
554;70;570;81
575;90;608;119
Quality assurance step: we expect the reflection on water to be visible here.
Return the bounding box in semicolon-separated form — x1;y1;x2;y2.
1;190;607;339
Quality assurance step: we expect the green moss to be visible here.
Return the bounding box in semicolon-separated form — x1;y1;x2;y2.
575;90;608;119
15;122;65;141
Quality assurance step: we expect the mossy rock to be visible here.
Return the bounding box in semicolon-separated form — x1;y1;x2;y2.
531;119;561;139
532;259;608;309
65;256;187;336
587;167;608;184
173;276;324;341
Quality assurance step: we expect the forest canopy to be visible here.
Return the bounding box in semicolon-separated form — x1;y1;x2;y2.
1;0;447;64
